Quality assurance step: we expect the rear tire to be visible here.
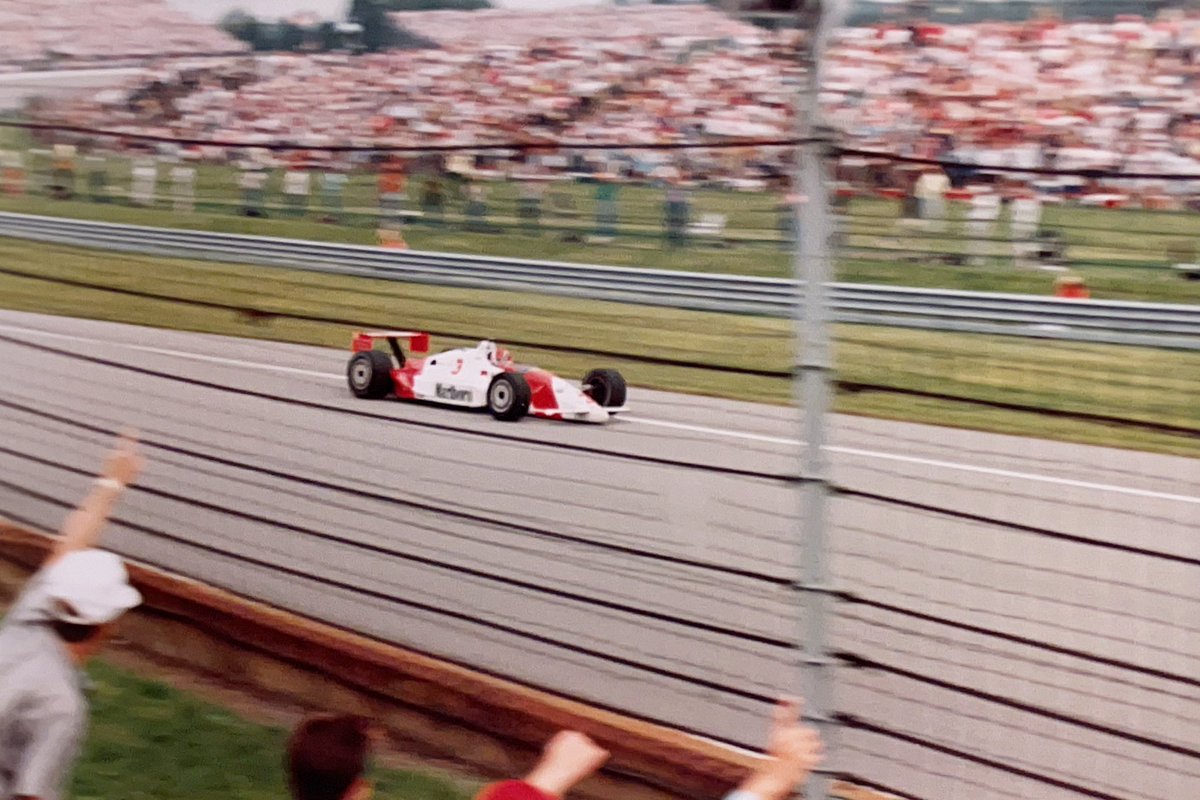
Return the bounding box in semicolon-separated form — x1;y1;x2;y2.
487;373;531;421
582;368;626;407
347;351;394;399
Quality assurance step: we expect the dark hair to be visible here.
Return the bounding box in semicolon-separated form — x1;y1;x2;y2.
286;715;372;800
48;600;104;644
51;620;102;644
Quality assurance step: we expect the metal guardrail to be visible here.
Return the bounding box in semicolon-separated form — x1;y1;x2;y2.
2;211;1198;349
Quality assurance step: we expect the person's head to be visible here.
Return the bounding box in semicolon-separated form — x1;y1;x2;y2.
287;715;374;800
43;549;141;662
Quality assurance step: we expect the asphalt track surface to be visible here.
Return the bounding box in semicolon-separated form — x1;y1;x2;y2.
0;310;1197;800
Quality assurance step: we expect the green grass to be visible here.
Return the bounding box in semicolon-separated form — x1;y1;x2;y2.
78;660;470;800
1;237;1196;457
3;170;1200;301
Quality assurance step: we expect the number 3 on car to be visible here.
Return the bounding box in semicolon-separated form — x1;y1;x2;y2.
345;330;628;424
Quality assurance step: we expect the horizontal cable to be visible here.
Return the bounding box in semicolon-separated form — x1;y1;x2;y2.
836;147;1200;182
835;487;1200;566
0;474;777;708
1;119;809;153
836;714;1134;800
838;651;1200;762
0;399;791;588
0;441;792;647
840;592;1200;690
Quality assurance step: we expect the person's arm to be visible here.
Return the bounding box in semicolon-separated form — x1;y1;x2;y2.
727;699;824;800
474;731;610;800
46;434;142;568
521;731;610;797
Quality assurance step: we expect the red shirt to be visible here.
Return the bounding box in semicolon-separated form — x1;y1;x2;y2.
475;780;556;800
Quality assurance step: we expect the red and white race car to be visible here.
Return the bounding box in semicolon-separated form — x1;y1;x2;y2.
345;330;628;423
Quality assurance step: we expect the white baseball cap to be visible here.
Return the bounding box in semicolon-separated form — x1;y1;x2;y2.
41;549;142;626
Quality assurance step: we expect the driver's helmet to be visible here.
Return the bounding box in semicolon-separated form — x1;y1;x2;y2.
479;340;512;368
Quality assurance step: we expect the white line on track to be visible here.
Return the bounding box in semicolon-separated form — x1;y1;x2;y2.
1;321;1196;504
619;415;796;446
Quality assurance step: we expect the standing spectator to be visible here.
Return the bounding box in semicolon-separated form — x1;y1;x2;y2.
663;178;690;248
518;176;545;235
319;166;348;224
465;182;489;233
130;155;158;207
170;162;197;214
421;174;445;226
26;149;50;198
50;144;76;200
914;166;950;230
0;435;144;800
0;150;24;196
966;190;1002;265
284;165;312;218
84;151;108;203
1009;189;1043;269
239;159;268;218
377;158;406;228
593;173;619;242
286;715;376;800
776;186;801;250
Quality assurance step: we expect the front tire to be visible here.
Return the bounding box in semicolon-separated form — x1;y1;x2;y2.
347;351;394;399
487;373;531;421
582;368;626;407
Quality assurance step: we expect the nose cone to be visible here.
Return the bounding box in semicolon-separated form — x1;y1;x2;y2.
584;405;611;423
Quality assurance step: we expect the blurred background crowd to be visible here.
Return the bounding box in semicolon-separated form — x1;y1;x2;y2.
8;0;1200;204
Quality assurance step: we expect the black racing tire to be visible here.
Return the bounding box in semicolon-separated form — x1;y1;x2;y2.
582;368;626;408
487;373;531;421
347;351;394;399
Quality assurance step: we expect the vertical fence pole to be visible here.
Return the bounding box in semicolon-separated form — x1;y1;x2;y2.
794;2;846;798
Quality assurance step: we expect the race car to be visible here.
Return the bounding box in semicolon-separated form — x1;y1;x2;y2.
345;330;628;423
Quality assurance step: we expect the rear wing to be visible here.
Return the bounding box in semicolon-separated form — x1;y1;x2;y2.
352;330;430;354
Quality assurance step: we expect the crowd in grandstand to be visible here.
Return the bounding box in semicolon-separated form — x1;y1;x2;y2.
0;0;245;70
826;12;1200;195
20;5;1200;202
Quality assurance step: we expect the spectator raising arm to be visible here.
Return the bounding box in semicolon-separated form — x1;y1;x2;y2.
46;434;142;568
729;698;824;800
474;697;823;800
476;731;610;800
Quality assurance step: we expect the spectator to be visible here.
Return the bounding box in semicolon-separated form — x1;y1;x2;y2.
84;151;108;203
593;173;619;241
377;159;406;228
914;167;950;230
465;181;489;233
49;144;75;200
284;166;312;218
286;714;376;800
421;175;445;226
239;159;268;218
130;155;158;207
474;697;823;800
0;435;144;800
663;178;690;248
967;190;1002;264
319;166;348;224
518;174;546;235
171;161;197;214
0;150;23;196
